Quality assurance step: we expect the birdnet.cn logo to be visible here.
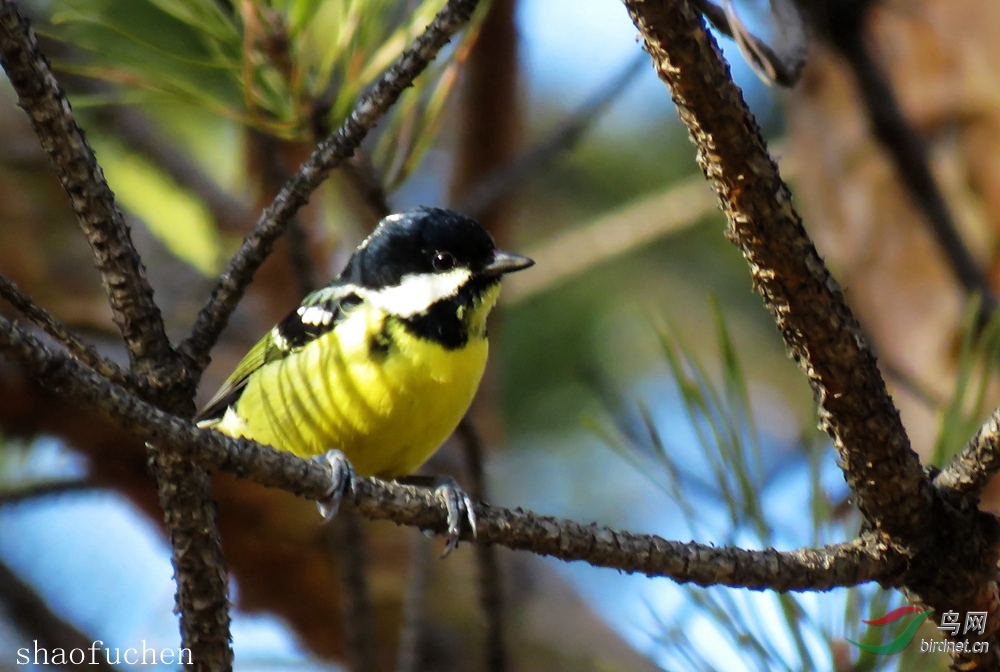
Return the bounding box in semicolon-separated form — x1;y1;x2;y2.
849;607;990;655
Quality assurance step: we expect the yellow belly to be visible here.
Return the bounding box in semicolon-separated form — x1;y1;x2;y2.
225;305;488;477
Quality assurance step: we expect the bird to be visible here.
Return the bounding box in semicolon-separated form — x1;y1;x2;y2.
195;206;533;551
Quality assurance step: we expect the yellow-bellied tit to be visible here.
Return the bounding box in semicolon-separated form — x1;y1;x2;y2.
195;206;533;550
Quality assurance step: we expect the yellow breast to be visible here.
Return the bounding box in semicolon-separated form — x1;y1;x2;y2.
224;302;489;478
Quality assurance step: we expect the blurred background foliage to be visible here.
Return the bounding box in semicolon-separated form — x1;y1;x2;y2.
1;0;999;670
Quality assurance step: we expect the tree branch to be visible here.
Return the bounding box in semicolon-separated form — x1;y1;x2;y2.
395;532;432;672
619;0;930;541
457;52;646;219
327;515;377;672
0;559;119;672
457;419;507;672
935;406;1000;501
1;8;233;669
0;0;174;377
0;479;99;507
0;273;136;389
621;5;1000;668
179;0;483;378
0;313;905;592
803;1;997;318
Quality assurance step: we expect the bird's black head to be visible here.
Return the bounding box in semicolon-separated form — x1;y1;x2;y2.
343;207;532;290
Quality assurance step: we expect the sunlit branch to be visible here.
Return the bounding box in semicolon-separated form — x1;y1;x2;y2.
620;0;929;543
179;0;483;378
504;175;717;304
0;313;905;592
621;4;999;669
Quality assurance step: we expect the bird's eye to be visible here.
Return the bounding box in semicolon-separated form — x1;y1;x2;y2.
431;251;455;272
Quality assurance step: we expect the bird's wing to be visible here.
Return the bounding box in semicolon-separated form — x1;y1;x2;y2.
194;283;362;424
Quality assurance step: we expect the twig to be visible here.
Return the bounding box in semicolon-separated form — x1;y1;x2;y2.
457;52;646;219
327;514;377;672
691;0;806;87
806;2;997;318
0;313;906;592
935;407;1000;501
0;1;174;377
179;0;483;377
0;273;136;388
0;558;119;672
0;478;99;506
457;419;507;672
395;531;433;672
503;175;718;304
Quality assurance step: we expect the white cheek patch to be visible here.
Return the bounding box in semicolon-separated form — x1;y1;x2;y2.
365;268;472;317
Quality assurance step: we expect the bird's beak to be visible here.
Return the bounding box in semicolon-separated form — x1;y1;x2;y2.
483;250;534;278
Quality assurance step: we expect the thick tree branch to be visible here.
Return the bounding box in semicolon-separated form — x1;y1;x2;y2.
622;4;1000;668
0;0;174;377
179;0;483;378
620;0;929;540
0;314;905;592
1;7;233;669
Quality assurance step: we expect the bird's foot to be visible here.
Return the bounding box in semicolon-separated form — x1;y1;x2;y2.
396;474;477;555
316;449;356;520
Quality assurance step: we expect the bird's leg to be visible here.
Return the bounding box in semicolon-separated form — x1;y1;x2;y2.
394;474;477;555
316;449;356;520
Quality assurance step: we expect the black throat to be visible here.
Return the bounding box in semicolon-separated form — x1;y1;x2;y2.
397;278;494;350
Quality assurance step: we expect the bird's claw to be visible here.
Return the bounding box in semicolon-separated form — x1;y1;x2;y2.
433;476;477;556
316;449;355;520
